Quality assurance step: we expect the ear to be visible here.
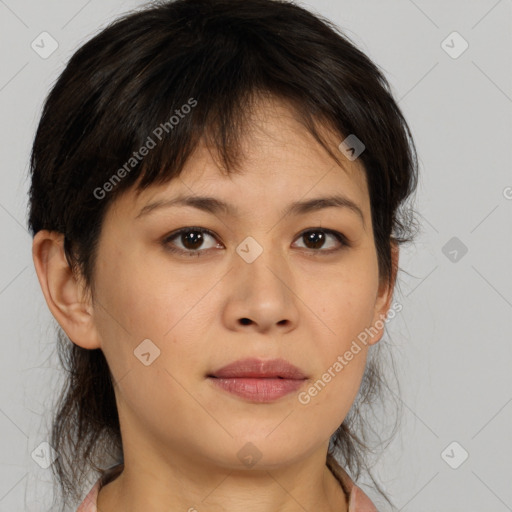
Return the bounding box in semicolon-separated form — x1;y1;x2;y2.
367;241;399;346
32;230;101;350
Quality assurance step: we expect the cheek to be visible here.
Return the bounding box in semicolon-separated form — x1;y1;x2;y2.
301;262;378;416
315;272;379;352
96;248;190;337
95;255;216;384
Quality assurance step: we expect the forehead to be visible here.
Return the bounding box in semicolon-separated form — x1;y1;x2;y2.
112;97;370;222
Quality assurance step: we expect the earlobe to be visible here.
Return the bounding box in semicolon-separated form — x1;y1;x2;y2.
32;230;101;350
368;241;400;346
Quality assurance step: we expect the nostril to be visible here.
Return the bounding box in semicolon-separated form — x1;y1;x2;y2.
240;318;252;325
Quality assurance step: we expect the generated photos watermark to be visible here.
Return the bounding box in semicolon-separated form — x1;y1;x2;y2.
298;301;402;405
93;97;198;200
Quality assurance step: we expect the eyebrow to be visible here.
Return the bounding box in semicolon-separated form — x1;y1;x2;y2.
136;194;366;228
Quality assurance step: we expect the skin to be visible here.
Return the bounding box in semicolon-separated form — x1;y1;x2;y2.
32;97;398;512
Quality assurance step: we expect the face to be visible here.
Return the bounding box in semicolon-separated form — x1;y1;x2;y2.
75;98;394;472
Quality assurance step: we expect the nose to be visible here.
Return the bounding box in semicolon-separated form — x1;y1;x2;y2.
221;241;300;334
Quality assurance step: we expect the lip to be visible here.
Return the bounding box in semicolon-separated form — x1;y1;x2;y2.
209;357;307;379
207;358;307;403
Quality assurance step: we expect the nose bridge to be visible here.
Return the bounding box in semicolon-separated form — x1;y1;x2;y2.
235;232;286;292
228;231;298;330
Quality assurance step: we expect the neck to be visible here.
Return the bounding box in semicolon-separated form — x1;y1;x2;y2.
97;451;348;512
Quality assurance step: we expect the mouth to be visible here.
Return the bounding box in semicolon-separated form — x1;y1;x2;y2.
207;358;308;402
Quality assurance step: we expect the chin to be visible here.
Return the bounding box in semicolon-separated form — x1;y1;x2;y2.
211;434;318;471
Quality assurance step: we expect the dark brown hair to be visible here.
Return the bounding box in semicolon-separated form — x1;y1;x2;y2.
27;0;419;509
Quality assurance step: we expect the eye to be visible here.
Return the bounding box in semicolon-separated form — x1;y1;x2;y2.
162;227;221;256
292;228;349;253
162;227;350;257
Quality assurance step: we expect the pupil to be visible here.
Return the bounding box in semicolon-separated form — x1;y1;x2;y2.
305;231;324;249
183;231;203;250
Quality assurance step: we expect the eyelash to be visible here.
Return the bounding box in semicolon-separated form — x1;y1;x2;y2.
161;226;350;257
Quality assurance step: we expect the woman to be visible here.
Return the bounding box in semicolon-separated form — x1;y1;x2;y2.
28;0;418;510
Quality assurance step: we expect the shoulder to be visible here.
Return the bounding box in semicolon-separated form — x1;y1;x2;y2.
347;485;380;512
76;479;100;512
326;453;380;512
76;464;124;512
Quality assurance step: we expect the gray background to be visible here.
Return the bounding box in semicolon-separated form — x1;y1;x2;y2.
1;0;511;510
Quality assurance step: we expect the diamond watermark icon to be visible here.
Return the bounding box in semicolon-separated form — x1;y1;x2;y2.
441;441;469;469
338;134;365;161
31;441;58;469
237;442;262;468
134;338;161;366
31;32;59;59
442;236;468;263
441;31;469;59
236;236;263;264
